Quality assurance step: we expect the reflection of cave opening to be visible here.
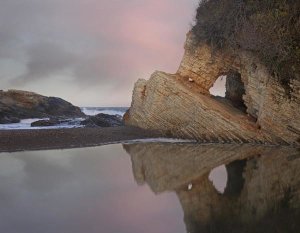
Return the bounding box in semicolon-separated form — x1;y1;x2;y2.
208;165;228;194
209;71;247;113
208;160;247;196
224;160;247;197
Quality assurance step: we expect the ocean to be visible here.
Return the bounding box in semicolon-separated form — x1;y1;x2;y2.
81;107;128;117
0;107;128;130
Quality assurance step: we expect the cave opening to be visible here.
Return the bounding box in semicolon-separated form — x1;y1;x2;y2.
209;71;247;113
209;75;226;97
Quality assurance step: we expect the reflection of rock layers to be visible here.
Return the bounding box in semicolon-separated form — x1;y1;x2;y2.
123;143;300;232
123;143;293;193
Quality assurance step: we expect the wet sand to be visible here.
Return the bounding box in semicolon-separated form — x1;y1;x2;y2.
0;126;162;152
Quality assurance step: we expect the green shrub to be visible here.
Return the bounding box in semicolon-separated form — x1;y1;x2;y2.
192;0;300;95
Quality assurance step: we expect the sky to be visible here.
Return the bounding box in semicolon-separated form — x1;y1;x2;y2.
0;0;199;107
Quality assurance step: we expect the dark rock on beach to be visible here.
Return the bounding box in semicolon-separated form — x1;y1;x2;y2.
81;113;124;127
0;89;85;124
31;117;83;127
31;119;61;127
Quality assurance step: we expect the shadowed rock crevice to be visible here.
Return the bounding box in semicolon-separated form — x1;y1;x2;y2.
225;71;247;114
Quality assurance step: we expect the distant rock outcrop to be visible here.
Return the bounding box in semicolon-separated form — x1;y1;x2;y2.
31;119;61;127
0;89;84;124
80;113;123;127
125;32;300;146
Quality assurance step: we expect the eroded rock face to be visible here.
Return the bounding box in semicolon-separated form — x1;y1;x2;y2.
125;32;300;145
0;89;84;123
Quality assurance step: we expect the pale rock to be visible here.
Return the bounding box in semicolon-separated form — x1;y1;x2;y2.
125;32;300;145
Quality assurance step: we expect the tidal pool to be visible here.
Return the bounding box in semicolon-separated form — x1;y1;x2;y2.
0;143;299;233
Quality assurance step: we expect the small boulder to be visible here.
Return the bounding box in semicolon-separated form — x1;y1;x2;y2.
80;113;123;127
31;119;61;127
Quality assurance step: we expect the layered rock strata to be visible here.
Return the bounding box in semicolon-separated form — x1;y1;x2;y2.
125;32;300;145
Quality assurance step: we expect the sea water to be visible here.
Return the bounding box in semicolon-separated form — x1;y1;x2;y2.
0;143;298;233
81;107;128;116
0;107;128;130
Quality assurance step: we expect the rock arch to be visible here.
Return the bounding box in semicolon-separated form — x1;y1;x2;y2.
125;32;300;145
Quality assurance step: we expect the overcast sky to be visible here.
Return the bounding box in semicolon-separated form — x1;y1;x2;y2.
0;0;199;106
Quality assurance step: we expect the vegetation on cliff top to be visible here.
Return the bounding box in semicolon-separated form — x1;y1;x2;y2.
192;0;300;93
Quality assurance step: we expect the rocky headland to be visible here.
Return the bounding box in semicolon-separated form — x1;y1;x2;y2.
124;1;300;146
0;89;84;124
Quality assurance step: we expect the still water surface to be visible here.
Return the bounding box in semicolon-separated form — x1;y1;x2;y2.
0;143;299;233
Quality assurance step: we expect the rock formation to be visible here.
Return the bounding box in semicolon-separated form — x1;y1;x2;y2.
123;143;300;232
30;118;81;127
124;32;300;146
0;89;84;123
31;119;63;127
80;113;124;127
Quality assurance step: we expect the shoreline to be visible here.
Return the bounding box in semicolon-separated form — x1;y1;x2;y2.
0;126;162;153
1;127;298;153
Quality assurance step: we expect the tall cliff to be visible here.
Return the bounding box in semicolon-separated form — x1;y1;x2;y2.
125;32;300;145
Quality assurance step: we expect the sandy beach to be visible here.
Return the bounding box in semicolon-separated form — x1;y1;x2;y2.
0;126;162;152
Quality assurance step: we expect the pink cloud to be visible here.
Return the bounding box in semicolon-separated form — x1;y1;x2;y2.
1;0;199;106
73;0;197;73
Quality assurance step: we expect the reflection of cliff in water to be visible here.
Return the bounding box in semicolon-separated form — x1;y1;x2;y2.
123;143;300;233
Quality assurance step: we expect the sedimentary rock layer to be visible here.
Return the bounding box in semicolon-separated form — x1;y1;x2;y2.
125;32;300;145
